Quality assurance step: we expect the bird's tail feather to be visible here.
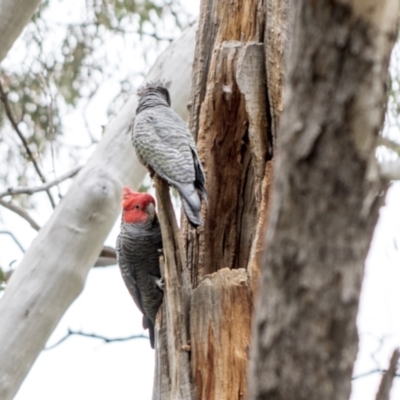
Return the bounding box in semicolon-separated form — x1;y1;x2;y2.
181;197;203;227
143;316;155;349
195;181;208;205
172;182;203;227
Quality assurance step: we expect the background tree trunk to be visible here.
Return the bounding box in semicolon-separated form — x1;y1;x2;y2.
0;0;42;63
153;0;289;399
249;1;399;400
0;24;197;400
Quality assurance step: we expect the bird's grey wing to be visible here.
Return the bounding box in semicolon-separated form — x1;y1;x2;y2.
159;108;207;200
133;107;195;185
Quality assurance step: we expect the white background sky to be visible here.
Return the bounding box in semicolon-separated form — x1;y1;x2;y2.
1;1;400;399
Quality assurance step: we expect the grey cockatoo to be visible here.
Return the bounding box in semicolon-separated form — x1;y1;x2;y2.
116;187;163;349
132;81;207;227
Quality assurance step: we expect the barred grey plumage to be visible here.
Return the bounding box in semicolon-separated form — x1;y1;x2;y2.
132;81;207;227
116;189;163;349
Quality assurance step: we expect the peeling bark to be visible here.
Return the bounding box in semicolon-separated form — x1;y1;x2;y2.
188;0;265;142
236;43;269;203
190;268;252;400
162;0;286;399
264;0;291;143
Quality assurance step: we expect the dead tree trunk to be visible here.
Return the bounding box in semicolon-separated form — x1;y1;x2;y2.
153;0;289;399
249;2;399;400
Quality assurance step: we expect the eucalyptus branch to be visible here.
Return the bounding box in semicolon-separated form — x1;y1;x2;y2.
95;245;117;267
0;166;81;199
379;137;400;155
379;159;400;180
0;80;56;208
0;199;41;231
45;329;149;350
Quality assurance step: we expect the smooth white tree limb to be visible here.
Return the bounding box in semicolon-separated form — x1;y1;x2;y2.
0;22;197;400
380;159;400;180
0;0;42;63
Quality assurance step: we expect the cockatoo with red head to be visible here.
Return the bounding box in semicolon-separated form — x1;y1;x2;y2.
116;187;163;348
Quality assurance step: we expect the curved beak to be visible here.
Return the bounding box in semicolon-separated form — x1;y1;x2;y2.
145;202;156;221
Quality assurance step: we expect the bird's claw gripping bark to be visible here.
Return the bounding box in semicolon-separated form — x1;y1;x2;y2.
155;277;165;290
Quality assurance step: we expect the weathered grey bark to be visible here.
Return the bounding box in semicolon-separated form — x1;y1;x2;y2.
0;23;197;400
0;0;42;63
153;177;192;400
264;0;292;144
249;1;399;400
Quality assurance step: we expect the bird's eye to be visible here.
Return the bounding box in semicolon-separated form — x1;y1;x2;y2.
135;205;140;209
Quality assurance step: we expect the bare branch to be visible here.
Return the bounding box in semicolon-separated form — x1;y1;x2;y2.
45;329;149;350
0;230;25;253
352;369;400;381
0;199;40;231
375;348;400;400
379;159;400;180
0;79;56;208
94;257;117;267
379;137;400;156
0;166;81;199
352;369;385;380
98;245;116;259
94;246;117;267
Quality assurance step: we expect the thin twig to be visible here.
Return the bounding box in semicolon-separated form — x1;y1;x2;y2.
353;369;385;380
0;166;81;199
352;369;400;381
375;348;400;400
45;329;149;350
0;199;41;231
0;230;25;253
0;80;56;208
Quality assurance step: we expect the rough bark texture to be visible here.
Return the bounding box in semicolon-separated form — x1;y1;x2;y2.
264;0;292;144
153;177;192;400
0;24;197;400
190;268;252;400
157;1;288;399
186;3;266;398
249;2;398;400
